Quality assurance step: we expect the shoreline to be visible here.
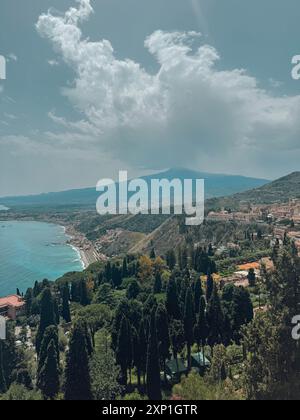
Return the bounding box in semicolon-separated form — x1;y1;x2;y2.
0;217;102;271
63;224;103;269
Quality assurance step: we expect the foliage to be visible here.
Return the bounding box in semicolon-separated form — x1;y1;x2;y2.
172;371;241;400
90;330;123;400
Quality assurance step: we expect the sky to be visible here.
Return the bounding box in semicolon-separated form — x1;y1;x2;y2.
1;0;300;196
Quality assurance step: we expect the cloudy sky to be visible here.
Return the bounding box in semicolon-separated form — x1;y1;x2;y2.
1;0;300;196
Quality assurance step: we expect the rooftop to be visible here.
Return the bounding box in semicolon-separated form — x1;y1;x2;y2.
0;295;25;309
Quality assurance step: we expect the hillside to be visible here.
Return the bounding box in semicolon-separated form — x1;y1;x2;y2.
2;171;298;258
0;168;268;210
207;172;300;209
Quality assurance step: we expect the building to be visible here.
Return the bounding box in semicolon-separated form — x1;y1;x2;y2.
0;295;25;320
165;358;188;384
191;353;211;376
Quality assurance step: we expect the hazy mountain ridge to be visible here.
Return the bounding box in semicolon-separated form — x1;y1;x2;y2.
0;168;268;209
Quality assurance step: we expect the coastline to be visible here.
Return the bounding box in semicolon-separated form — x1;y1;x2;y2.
63;224;102;269
0;212;105;270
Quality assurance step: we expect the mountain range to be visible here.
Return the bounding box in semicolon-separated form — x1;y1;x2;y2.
0;168;269;210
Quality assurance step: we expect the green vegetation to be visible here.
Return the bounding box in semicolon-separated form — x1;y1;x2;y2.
0;217;299;401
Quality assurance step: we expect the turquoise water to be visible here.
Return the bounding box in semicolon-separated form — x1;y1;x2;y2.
0;221;83;296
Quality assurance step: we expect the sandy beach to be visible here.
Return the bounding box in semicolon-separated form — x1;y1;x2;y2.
64;224;104;269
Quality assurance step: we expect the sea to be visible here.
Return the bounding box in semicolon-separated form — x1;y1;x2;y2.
0;219;84;296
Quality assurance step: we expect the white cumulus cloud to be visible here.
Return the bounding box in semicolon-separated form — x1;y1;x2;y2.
36;0;300;176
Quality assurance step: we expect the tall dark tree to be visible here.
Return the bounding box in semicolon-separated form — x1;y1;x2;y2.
126;319;133;385
71;280;80;302
36;288;56;354
126;279;140;300
33;280;41;298
38;339;60;400
222;284;254;343
37;325;59;380
178;246;188;270
184;287;195;370
194;278;203;313
150;248;156;260
194;296;208;363
146;309;162;400
247;268;256;287
24;288;33;317
166;278;181;320
156;304;170;380
62;283;71;323
0;341;7;394
80;279;90;306
207;283;224;351
206;271;214;302
170;319;185;372
122;257;128;278
166;249;176;270
208;244;214;257
111;299;130;351
64;322;92;401
2;321;17;387
135;319;147;387
153;272;162;294
116;316;130;386
112;265;122;288
53;298;60;325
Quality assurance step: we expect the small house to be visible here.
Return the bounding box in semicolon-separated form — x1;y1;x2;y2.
165;358;188;384
191;352;211;375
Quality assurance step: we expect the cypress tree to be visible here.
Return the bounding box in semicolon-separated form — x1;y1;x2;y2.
132;327;141;388
24;288;33;317
153;272;162;294
122;257;128;278
181;246;188;270
33;280;41;297
247;268;256;287
126;319;133;385
206;271;214;302
80;279;90;306
146;309;162;400
208;244;214;257
156;304;170;381
37;325;59;381
116;316;130;386
64;322;92;400
111;299;130;351
36;288;56;354
194;296;208;365
138;319;148;387
71;281;80;302
150;248;156;260
38;339;60;400
0;341;7;394
62;283;71;323
166;249;176;270
166;278;181;320
184;287;195;370
221;362;227;381
194;278;203;313
207;283;224;351
53;298;60;325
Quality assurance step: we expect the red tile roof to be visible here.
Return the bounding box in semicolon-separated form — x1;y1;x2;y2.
0;295;25;309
